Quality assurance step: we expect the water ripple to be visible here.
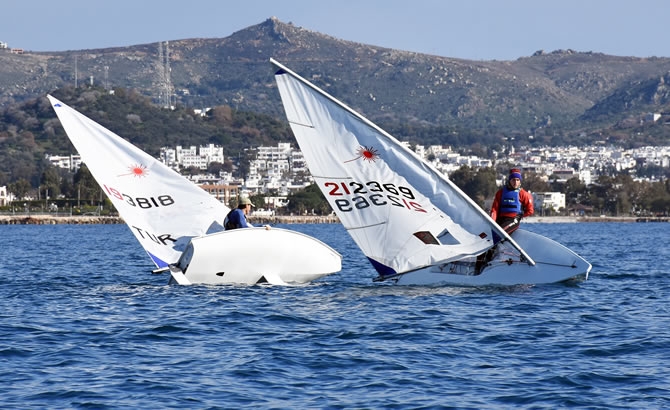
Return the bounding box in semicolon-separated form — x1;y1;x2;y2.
1;223;668;408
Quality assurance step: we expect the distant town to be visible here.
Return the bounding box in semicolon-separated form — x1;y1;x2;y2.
31;141;670;217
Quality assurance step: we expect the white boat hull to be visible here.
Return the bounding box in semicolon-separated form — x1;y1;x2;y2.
168;227;342;285
386;229;591;286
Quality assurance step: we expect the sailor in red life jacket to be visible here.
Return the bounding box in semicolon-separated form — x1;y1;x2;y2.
489;168;534;235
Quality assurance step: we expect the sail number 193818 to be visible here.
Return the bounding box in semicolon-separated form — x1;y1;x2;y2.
103;184;174;209
324;181;426;213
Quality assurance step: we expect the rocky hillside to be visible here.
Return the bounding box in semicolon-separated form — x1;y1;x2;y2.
3;17;670;141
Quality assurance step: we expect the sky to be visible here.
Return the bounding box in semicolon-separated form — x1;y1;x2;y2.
3;0;670;60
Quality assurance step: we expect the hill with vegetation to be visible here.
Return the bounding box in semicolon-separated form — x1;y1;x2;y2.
2;17;670;148
0;87;292;190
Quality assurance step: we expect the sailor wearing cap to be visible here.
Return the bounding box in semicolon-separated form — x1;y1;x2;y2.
224;197;255;230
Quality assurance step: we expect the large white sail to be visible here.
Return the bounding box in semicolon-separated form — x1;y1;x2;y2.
48;95;228;269
272;59;534;278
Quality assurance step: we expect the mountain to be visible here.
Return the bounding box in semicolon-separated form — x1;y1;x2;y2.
3;17;670;143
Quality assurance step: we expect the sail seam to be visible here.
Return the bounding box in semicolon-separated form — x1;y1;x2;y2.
345;221;388;231
288;120;314;128
312;175;353;180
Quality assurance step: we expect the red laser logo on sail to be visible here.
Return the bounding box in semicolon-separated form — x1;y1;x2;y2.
118;164;149;178
345;146;379;163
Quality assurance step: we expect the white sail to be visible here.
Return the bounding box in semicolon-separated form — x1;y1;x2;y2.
272;59;535;279
48;95;228;269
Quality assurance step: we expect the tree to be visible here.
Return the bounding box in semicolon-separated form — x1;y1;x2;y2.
40;167;62;198
643;181;670;215
449;166;498;208
183;166;201;176
470;167;498;206
520;172;550;193
249;193;267;210
285;184;331;215
73;165;100;205
616;191;632;215
209;105;233;125
206;161;224;175
564;177;587;207
8;178;31;200
649;195;670;215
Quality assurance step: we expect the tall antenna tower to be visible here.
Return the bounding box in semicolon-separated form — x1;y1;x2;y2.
155;41;173;108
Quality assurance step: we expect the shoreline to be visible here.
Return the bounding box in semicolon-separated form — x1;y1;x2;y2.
0;214;666;225
0;214;341;225
525;216;668;223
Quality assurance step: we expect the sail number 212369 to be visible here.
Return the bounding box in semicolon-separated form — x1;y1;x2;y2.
323;181;426;213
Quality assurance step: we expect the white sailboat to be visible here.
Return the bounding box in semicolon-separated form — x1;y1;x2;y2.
48;95;341;285
271;59;591;286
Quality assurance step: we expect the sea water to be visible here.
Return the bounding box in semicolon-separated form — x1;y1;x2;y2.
0;222;668;409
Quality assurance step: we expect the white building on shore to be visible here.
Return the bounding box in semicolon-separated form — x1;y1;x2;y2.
533;191;566;214
45;154;82;171
40;142;670;208
0;186;14;206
